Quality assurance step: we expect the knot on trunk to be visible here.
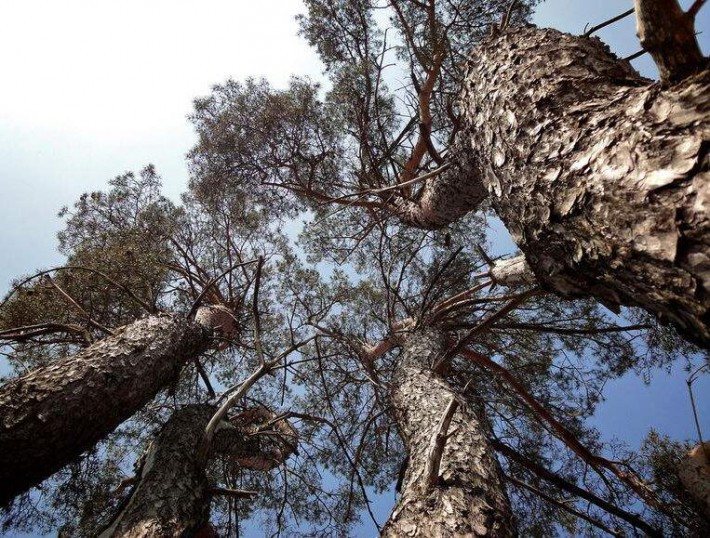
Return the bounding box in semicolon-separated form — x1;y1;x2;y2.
228;407;298;471
195;304;240;349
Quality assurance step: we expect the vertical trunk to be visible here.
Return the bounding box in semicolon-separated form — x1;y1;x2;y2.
0;313;214;506
381;330;515;538
459;27;710;347
102;404;297;537
100;405;214;538
395;26;709;347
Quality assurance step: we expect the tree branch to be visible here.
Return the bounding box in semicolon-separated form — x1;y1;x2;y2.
634;0;706;82
583;8;634;37
462;348;667;515
505;473;625;537
492;440;662;537
423;394;459;492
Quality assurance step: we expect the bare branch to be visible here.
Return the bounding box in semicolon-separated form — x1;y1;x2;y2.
210;487;258;499
186;258;259;318
44;276;114;336
505;474;625;537
492;440;662;537
423;394;459;492
462;348;667;514
583;8;635;37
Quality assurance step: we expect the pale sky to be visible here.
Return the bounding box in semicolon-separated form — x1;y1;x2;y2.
0;1;708;535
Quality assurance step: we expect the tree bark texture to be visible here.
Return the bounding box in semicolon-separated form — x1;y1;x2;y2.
102;404;297;537
99;405;215;538
0;314;213;506
458;26;710;347
491;255;536;287
395;25;710;346
678;441;710;518
381;330;515;538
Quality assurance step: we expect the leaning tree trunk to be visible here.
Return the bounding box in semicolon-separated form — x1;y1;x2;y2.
101;404;297;537
381;330;515;538
0;310;226;506
400;26;710;348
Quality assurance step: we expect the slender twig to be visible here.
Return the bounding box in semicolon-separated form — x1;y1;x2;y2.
493;322;652;336
583;8;634;37
44;276;114;336
492;440;662;537
624;49;647;61
0;322;87;342
439;289;541;367
186;258;259;318
322;164;451;204
462;348;665;513
194;359;216;400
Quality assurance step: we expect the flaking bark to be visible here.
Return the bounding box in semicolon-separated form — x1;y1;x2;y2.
381;330;515;537
678;441;710;518
399;26;710;348
461;27;710;348
99;405;215;538
101;404;297;537
0;313;214;506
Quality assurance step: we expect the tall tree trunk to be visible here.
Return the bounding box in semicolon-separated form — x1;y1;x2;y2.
0;312;218;506
99;405;215;538
101;404;297;537
381;330;515;537
400;26;710;348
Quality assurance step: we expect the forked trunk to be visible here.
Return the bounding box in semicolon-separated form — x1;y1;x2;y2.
0;313;215;506
381;330;515;537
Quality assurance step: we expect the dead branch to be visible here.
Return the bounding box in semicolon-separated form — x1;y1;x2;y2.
583;8;635;37
423;394;459;492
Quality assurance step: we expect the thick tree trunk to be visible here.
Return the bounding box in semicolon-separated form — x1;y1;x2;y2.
0;313;215;506
102;404;297;537
381;330;515;537
400;26;710;348
99;405;215;538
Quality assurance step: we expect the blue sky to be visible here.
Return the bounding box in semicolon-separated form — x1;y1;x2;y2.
0;0;709;535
